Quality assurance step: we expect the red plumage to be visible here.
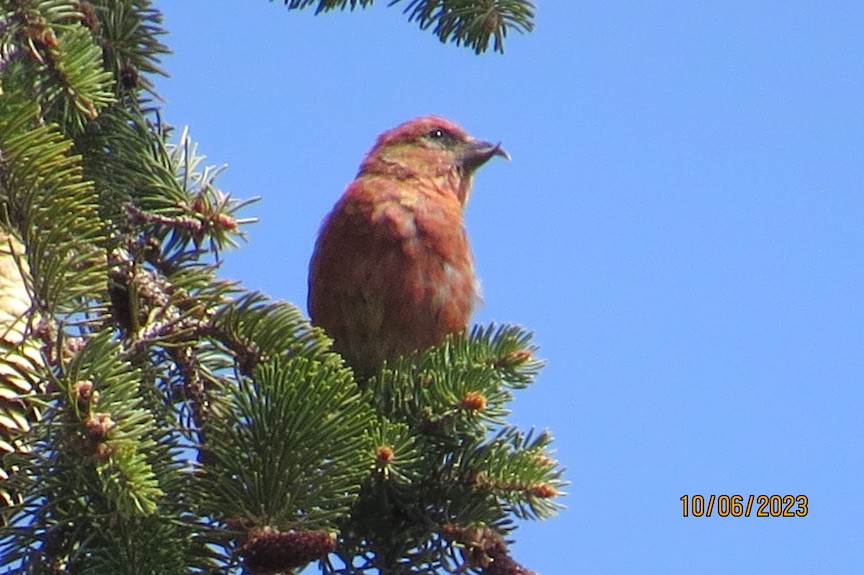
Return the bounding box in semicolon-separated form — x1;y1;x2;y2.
308;116;508;377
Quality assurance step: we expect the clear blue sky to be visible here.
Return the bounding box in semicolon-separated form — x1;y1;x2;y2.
155;2;863;573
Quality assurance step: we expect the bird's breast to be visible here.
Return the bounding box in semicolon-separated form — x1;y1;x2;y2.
309;177;477;374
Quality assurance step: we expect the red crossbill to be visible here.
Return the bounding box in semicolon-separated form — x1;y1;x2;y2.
308;116;508;377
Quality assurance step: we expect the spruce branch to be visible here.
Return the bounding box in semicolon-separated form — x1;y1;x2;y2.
89;0;170;95
0;2;561;573
329;326;563;574
449;427;565;522
366;324;544;432
208;292;336;374
197;356;375;572
0;331;173;569
0;91;107;321
396;0;535;54
440;523;538;575
278;0;535;53
1;0;116;131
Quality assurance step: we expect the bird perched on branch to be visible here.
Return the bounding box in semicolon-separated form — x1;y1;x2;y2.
308;116;509;377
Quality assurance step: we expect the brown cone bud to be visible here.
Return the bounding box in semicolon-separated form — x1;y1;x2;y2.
241;528;336;574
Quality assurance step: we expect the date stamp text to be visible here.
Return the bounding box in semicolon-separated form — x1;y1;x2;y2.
680;494;808;517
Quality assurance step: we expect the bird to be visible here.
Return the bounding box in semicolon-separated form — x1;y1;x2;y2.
308;116;508;377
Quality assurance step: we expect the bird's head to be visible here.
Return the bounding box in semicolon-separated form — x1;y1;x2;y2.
357;116;509;205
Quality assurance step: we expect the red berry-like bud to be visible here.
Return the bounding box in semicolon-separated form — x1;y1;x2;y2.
213;212;238;230
462;391;487;411
375;444;395;466
529;482;558;498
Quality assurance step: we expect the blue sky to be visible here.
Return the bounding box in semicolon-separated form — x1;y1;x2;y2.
155;2;863;573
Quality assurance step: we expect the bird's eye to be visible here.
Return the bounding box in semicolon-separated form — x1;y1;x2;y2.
428;129;446;139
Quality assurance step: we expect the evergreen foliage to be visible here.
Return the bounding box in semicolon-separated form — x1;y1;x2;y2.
0;1;561;573
279;0;535;54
